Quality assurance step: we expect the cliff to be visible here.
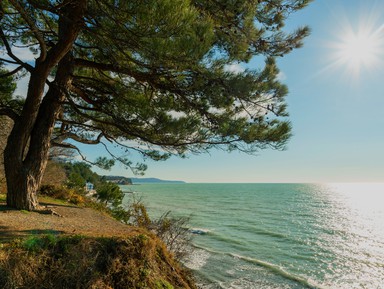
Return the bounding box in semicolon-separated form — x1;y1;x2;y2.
0;235;196;289
0;197;196;289
103;175;133;185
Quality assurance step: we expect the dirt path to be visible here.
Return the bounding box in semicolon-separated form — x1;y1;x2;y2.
0;199;137;242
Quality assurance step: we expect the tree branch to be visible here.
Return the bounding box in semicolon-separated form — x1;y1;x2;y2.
63;132;103;145
25;0;57;13
0;58;19;65
0;28;34;72
73;58;188;96
0;107;19;121
50;141;92;163
0;65;23;77
9;0;47;62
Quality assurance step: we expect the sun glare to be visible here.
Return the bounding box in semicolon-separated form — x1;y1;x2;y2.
341;31;378;64
325;8;384;79
337;26;383;75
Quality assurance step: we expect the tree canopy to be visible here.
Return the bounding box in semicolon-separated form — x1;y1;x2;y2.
0;0;311;210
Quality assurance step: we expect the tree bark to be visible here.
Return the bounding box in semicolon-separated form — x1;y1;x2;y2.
0;116;13;194
5;165;39;211
3;0;86;210
4;54;74;210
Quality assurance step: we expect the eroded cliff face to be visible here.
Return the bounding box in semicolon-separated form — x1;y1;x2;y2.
0;116;13;193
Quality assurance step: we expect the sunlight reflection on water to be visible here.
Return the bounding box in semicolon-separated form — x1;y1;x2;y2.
322;183;384;288
327;183;384;236
127;183;384;288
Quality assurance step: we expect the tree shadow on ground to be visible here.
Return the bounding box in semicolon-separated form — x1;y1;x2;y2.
39;201;79;209
0;226;65;243
0;201;79;211
0;203;17;212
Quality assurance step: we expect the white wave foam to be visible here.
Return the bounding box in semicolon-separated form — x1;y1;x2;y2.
183;248;211;270
189;228;212;235
230;253;329;289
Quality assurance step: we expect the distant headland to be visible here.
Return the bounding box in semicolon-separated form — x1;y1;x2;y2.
102;175;186;185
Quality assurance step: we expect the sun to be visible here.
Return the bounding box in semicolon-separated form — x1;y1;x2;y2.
341;29;379;66
335;25;384;76
325;9;384;79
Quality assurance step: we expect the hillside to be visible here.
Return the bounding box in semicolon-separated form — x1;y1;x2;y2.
131;178;186;184
0;196;196;289
102;175;133;185
103;176;186;184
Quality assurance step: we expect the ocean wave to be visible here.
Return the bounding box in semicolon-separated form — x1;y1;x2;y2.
210;233;249;248
189;228;212;235
183;248;211;270
251;228;290;240
229;253;328;289
191;244;327;289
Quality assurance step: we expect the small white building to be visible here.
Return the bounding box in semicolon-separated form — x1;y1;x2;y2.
85;182;94;191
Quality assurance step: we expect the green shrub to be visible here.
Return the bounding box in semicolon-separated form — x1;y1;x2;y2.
39;185;86;205
156;279;174;289
39;185;71;199
22;234;58;252
95;182;124;206
109;205;132;224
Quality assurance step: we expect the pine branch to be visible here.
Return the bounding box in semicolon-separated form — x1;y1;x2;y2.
8;0;48;62
0;65;23;77
0;28;34;72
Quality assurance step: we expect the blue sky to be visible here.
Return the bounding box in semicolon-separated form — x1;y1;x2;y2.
89;0;384;183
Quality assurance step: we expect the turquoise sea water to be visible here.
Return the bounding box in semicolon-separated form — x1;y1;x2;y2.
120;183;384;289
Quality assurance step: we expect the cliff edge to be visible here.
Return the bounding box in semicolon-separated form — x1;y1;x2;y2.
0;197;196;289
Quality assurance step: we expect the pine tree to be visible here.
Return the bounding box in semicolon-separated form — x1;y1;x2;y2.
0;0;311;210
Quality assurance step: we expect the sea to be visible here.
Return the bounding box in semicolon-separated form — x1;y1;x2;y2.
120;183;384;289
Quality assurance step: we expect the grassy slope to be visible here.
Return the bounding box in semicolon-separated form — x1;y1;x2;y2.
0;194;196;289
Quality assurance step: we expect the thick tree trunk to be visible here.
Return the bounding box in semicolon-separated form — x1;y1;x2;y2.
4;164;39;211
4;54;75;210
4;90;59;210
3;0;86;210
4;82;62;210
0;116;13;193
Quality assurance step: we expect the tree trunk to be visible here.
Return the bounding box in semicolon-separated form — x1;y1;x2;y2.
5;163;39;211
4;105;55;211
0;116;13;194
4;81;62;210
3;0;86;210
4;54;75;210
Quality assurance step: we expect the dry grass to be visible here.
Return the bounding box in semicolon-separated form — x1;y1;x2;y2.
0;195;197;288
0;234;196;289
